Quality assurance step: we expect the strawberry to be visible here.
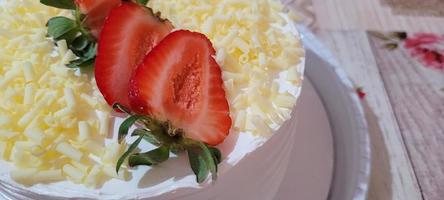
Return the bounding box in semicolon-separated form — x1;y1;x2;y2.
129;30;232;146
95;2;173;109
75;0;121;38
115;31;231;183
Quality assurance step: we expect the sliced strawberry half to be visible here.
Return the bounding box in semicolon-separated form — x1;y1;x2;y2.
75;0;121;38
129;30;232;146
95;2;173;109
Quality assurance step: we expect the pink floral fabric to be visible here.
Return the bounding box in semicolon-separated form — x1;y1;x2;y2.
403;33;444;70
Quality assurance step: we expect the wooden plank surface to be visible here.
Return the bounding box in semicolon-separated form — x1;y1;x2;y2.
311;0;444;33
382;0;444;17
315;31;423;200
368;33;444;200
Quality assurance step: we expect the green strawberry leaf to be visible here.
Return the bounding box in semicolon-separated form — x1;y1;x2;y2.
76;42;96;59
46;16;77;39
118;115;150;143
208;147;222;165
71;35;89;51
188;146;209;183
83;42;97;58
113;112;223;184
131;128;161;146
56;28;79;43
66;57;95;68
136;0;150;5
198;142;217;180
40;0;76;10
43;4;98;70
116;135;144;174
128;146;170;167
112;103;132;115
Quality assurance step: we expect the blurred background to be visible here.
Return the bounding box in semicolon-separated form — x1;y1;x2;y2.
284;0;444;200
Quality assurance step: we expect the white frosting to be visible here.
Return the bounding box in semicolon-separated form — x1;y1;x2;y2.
0;1;305;199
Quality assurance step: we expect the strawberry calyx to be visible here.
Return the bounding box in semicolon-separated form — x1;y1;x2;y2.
114;103;222;183
40;0;168;69
45;7;97;68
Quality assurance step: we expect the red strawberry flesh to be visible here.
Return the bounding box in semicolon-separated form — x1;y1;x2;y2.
75;0;121;38
129;30;232;146
95;2;173;109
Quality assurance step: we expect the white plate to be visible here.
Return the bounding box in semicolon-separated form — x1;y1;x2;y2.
275;27;371;200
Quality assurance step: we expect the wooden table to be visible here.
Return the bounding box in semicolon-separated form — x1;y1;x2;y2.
284;0;444;200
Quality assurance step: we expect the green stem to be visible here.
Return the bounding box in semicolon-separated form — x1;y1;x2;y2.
74;8;95;41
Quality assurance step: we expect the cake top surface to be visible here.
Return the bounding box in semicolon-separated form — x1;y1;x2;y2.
0;0;304;198
149;0;304;137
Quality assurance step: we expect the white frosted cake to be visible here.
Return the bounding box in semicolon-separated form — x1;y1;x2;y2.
0;0;305;199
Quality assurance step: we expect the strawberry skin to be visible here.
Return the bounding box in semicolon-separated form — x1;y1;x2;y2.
129;30;232;146
75;0;121;38
95;2;173;109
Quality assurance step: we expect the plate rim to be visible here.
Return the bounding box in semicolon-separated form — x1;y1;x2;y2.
300;26;371;200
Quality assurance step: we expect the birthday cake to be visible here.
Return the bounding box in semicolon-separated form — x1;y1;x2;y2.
0;0;304;199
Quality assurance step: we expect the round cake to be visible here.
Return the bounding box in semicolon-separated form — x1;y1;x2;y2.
0;0;305;199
